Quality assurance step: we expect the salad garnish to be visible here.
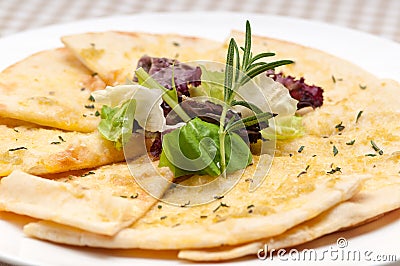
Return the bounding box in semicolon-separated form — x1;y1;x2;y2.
91;21;322;178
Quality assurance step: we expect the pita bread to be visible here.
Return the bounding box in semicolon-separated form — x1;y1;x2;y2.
61;31;224;85
22;154;363;249
0;117;128;177
0;156;173;236
0;48;105;132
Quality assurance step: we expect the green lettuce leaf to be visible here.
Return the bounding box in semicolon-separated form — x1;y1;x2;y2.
189;65;224;101
261;115;304;140
97;99;136;150
159;117;252;177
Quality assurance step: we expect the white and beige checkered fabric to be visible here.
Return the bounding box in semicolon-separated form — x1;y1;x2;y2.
0;0;399;42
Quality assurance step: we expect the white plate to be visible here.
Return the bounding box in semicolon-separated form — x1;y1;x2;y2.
0;12;399;266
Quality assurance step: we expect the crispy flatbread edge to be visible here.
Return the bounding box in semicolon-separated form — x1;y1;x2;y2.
0;166;170;236
177;181;400;261
22;174;363;250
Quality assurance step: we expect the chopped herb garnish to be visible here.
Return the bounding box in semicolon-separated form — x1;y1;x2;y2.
50;141;61;145
82;114;87;117
8;147;27;151
297;171;307;178
130;193;139;199
335;122;345;132
200;215;208;219
157;205;162;209
81;171;95;177
365;153;377;157
160;215;167;220
359;84;367;90
88;95;95;102
333;145;339;156
214;195;224;200
95;110;100;117
327;166;341;174
172;41;180;47
13;128;19;133
80;87;86;91
346;139;356;145
331;75;342;83
370;140;383;155
58;135;66;142
370;141;382;153
247;204;255;209
297;165;310;177
213;202;230;213
180;201;190;207
120;195;127;198
245;178;253;183
298;145;305;153
91;72;98;77
84;104;95;109
356;110;363;123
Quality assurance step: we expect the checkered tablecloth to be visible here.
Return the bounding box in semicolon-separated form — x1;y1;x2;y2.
0;0;399;42
0;0;398;265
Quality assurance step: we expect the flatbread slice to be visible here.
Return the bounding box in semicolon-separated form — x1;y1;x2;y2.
0;48;105;132
0;117;128;177
22;155;363;249
174;33;400;261
61;31;224;85
0;157;173;236
178;174;400;261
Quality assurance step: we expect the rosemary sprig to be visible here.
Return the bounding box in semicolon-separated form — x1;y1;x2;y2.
218;20;293;175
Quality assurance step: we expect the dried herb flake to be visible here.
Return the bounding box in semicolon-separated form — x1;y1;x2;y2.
8;147;27;151
81;171;95;177
356;111;363;123
333;145;339;156
335;122;345;132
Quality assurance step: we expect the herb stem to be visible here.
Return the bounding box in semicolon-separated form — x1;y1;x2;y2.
218;107;229;177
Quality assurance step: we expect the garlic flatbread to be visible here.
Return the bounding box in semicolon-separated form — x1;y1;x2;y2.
61;31;224;85
0;117;126;177
0;48;105;132
1;157;173;235
23;155;362;249
175;33;400;261
178;174;400;261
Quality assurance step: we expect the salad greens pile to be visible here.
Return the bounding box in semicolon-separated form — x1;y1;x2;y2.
91;21;303;178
